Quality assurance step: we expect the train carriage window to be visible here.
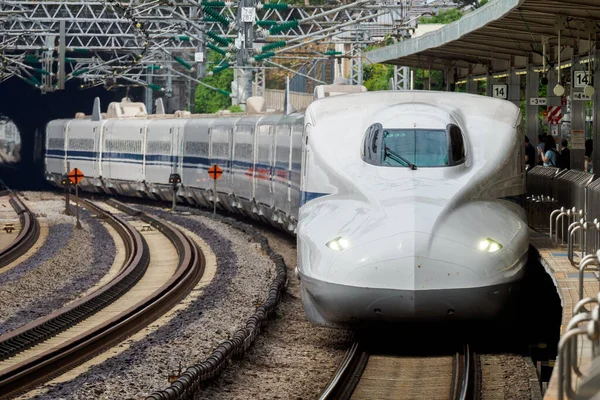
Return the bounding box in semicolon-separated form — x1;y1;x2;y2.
68;138;94;150
48;138;65;149
362;123;465;168
185;141;208;156
447;124;465;165
147;141;171;154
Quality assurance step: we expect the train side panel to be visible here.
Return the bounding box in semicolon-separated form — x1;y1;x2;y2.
232;116;261;212
145;119;186;200
210;118;239;212
45;119;71;185
182;118;214;207
101;119;146;195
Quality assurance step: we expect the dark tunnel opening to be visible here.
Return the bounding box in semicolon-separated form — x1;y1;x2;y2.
0;78;143;190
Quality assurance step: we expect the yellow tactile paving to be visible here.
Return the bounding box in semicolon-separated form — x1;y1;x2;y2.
530;230;598;400
0;216;178;372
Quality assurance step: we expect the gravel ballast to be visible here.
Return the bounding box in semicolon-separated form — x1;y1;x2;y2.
195;223;350;400
0;192;115;335
32;208;276;399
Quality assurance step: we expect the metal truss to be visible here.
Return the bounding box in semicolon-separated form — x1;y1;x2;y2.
392;65;410;90
349;30;364;86
0;0;445;96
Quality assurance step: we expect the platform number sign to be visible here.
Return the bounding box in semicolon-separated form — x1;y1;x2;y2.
574;71;592;88
529;97;547;105
492;85;508;99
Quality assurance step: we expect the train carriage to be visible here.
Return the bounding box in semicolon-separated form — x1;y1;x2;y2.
144;118;186;201
182;117;215;208
45;119;70;185
100;119;146;196
45;88;530;329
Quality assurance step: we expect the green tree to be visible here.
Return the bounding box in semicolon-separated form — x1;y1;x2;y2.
419;8;463;24
195;50;233;113
363;63;393;91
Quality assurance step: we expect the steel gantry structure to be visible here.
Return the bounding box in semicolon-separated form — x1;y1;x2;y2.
0;0;442;109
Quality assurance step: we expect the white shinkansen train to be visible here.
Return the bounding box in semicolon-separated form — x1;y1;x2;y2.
45;87;529;329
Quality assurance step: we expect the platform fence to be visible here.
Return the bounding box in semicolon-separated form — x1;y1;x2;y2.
526;166;600;399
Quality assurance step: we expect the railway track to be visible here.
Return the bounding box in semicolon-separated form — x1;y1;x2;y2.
0;191;40;269
321;340;479;400
0;199;204;399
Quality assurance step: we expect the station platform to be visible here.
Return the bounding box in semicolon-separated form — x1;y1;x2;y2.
530;229;599;400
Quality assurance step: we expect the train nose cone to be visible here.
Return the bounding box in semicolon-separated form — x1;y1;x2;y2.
327;232;481;292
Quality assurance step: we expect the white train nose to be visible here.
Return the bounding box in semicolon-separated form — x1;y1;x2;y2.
326;232;483;291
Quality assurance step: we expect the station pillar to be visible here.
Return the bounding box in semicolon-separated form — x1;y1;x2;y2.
593;49;600;172
445;68;455;92
526;65;539;138
508;68;520;109
485;72;492;97
570;60;586;170
466;75;477;94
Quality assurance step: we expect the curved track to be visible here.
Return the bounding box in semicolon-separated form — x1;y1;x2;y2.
0;191;40;269
320;341;479;400
0;199;204;399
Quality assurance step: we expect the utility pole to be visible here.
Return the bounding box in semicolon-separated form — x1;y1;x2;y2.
235;0;256;110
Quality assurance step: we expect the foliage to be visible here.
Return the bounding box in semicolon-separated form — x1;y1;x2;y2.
195;50;233;113
363;63;393;91
227;104;244;113
419;8;463;24
412;69;444;90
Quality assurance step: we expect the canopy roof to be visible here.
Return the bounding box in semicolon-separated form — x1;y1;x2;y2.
366;0;600;74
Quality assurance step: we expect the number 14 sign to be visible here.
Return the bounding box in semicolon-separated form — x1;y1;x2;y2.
492;85;507;99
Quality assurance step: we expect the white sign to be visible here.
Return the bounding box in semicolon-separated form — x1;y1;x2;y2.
241;7;256;23
492;84;507;99
572;92;592;101
571;129;585;150
574;71;592;88
529;97;547;105
194;52;204;63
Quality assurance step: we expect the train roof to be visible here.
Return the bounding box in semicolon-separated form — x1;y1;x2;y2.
306;91;521;128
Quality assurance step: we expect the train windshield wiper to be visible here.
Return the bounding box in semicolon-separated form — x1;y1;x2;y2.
384;147;417;170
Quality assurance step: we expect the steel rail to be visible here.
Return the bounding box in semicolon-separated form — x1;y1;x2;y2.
319;342;477;400
0;199;204;399
0;192;40;269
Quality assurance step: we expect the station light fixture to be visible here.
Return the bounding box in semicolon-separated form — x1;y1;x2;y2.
553;83;565;96
326;237;349;251
478;238;503;253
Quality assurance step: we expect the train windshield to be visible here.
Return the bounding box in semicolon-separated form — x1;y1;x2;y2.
380;127;465;168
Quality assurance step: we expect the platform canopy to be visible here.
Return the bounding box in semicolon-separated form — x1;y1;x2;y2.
366;0;600;75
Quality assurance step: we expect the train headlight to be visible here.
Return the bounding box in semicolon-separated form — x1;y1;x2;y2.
326;237;349;251
478;238;503;253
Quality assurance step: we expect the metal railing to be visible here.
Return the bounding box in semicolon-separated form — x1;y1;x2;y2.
526;166;600;399
557;254;600;400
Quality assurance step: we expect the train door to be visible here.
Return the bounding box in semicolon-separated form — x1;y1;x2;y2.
173;123;183;178
254;117;277;207
97;120;105;177
273;121;291;215
290;116;304;218
301;122;312;193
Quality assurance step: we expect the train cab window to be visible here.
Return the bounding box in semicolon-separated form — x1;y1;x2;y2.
362;123;465;168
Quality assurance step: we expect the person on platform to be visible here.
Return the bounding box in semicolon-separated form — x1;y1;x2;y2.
524;136;535;170
536;134;545;165
539;135;559;167
558;139;570;170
